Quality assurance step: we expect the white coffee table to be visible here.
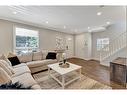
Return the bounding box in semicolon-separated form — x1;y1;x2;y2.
47;62;82;89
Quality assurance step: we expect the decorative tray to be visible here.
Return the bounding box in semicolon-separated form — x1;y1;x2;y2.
59;62;70;68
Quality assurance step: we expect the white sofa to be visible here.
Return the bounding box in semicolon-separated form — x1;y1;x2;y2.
17;51;59;73
12;63;41;89
0;61;41;89
0;50;59;89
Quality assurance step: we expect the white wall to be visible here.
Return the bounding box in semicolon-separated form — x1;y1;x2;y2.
0;20;13;55
0;19;74;57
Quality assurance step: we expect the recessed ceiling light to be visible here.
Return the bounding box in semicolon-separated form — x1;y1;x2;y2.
88;27;90;29
64;26;66;29
106;21;110;25
97;12;102;16
13;12;17;14
45;21;49;24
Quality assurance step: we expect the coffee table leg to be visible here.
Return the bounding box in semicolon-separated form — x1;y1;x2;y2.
62;75;65;89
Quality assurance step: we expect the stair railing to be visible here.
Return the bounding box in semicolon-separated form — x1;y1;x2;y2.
100;32;127;61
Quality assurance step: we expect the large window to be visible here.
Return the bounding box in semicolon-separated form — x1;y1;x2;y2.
14;27;39;54
97;38;109;51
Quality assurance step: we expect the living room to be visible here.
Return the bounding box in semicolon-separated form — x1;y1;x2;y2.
0;5;126;90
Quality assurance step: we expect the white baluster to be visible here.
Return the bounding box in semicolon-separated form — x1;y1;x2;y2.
100;32;127;63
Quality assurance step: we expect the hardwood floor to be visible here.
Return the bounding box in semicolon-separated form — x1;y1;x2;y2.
67;58;126;89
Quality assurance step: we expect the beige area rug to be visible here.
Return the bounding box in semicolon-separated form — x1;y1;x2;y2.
33;71;112;89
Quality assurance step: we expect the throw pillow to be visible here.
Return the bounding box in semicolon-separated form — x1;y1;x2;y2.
8;56;21;66
46;52;57;59
42;50;48;59
0;67;12;84
18;52;33;63
33;51;43;61
0;54;12;66
0;60;14;74
7;52;17;58
0;61;13;76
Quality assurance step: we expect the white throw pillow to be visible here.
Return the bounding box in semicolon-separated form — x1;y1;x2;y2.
18;52;33;63
0;54;12;66
42;50;48;59
7;52;17;58
0;67;12;84
0;61;13;76
33;51;43;61
0;60;15;74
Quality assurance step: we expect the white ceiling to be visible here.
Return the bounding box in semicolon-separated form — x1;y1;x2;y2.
0;6;126;34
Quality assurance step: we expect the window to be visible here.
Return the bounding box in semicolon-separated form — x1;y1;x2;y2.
97;38;109;51
14;27;39;54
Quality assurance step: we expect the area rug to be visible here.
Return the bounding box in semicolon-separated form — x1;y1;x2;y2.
33;71;111;89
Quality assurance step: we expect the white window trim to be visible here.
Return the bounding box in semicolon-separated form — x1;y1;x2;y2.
97;38;109;51
13;25;40;53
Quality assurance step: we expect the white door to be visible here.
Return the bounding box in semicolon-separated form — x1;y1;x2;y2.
75;33;91;60
75;34;86;59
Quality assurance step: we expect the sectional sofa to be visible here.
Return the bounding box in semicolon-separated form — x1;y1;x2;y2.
0;50;60;89
17;50;59;73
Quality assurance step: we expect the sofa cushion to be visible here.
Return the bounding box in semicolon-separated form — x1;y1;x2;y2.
26;59;57;68
30;65;48;73
0;54;12;66
42;50;48;59
18;52;33;63
12;73;37;87
13;63;27;68
0;61;13;76
12;65;31;77
8;56;21;66
26;61;44;68
33;51;43;61
0;60;14;74
0;67;12;84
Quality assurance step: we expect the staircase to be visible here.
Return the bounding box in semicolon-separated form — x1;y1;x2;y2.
100;32;127;66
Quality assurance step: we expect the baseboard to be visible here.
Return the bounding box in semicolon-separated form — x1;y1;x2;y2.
100;61;110;67
70;56;96;61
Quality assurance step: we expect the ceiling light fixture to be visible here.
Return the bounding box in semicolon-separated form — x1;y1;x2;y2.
46;21;49;24
13;11;17;14
97;12;102;16
106;21;110;25
64;26;66;29
88;27;90;29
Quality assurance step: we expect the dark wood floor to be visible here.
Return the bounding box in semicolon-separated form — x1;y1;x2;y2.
67;58;126;89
